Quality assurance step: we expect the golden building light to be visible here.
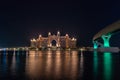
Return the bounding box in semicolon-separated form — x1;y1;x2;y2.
32;38;36;42
72;37;75;41
57;31;60;34
30;31;77;48
39;34;42;37
65;34;68;36
48;32;51;35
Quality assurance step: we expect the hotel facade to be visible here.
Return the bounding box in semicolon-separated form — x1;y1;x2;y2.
30;31;77;48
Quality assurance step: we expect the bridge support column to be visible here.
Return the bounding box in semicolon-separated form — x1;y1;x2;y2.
101;34;111;47
93;41;98;49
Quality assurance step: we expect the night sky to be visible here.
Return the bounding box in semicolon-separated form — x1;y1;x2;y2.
0;0;120;47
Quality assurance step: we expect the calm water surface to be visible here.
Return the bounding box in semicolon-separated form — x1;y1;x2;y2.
0;50;120;80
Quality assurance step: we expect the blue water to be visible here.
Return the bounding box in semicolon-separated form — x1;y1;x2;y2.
0;50;120;80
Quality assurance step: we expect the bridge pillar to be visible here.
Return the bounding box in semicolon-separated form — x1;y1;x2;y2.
101;34;111;47
93;41;98;49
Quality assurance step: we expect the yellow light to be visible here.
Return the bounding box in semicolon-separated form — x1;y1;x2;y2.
50;43;52;47
39;34;42;37
57;31;60;34
33;38;36;42
72;37;75;40
65;34;68;36
56;44;58;47
48;32;51;35
72;37;76;41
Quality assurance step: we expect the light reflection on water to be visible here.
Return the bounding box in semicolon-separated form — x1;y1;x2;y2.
93;51;98;80
93;51;112;80
11;52;16;75
79;51;84;79
25;50;79;80
103;52;112;80
0;50;119;80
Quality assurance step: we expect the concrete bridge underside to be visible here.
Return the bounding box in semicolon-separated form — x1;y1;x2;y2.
93;20;120;49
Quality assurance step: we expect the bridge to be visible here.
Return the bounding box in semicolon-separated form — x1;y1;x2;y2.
93;20;120;49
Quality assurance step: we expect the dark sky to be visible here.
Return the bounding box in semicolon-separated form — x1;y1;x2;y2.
0;0;120;47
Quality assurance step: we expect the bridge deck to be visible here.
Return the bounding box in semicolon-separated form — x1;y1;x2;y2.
93;20;120;40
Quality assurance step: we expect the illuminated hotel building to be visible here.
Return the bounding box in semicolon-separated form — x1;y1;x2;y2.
30;31;77;48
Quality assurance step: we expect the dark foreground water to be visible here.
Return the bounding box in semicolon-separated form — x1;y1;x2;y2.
0;50;120;80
